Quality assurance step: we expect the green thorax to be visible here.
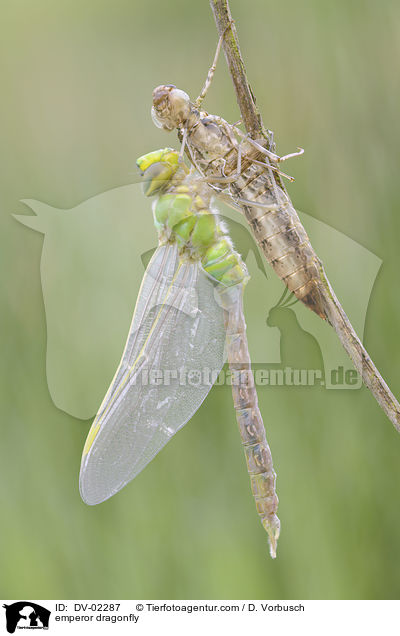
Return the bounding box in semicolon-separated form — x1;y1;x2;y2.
137;148;248;288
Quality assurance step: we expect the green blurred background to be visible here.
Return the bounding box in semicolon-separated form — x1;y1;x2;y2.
2;0;400;599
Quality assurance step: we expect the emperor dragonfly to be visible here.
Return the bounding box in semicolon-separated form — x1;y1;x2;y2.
79;148;280;558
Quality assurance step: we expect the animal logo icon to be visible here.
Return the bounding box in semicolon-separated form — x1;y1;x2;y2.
2;602;50;633
13;184;382;417
266;287;323;372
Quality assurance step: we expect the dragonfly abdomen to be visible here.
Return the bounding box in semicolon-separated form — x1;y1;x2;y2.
238;405;279;554
224;296;280;558
231;166;328;319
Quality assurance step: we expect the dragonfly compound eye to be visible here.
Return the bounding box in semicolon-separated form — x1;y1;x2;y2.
152;85;191;130
139;160;178;197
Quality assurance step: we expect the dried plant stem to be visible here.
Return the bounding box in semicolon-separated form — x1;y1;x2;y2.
209;1;263;137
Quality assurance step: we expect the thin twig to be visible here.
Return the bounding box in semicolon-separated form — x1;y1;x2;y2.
209;0;265;138
209;0;400;432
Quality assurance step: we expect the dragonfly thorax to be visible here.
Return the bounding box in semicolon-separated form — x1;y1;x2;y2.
137;148;248;288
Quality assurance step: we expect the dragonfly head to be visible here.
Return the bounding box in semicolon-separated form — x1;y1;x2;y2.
136;148;180;196
152;85;191;131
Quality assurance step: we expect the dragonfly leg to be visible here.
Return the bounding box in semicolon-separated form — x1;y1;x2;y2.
234;129;304;165
232;197;281;210
250;158;295;182
279;147;305;162
234;133;244;177
228;126;296;181
233;128;281;162
179;128;188;163
195;21;233;108
213;192;243;212
267;128;276;153
247;135;304;164
180;128;209;179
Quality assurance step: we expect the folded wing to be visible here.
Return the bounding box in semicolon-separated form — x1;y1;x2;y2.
79;243;226;505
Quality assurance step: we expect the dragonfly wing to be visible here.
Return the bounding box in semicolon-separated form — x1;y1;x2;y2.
79;243;226;505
